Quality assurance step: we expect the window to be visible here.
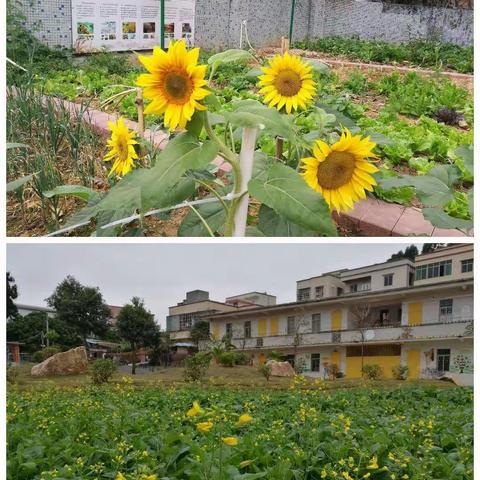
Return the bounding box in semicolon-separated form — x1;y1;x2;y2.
297;288;310;301
439;299;453;322
415;260;452;280
226;323;232;337
244;321;251;338
285;354;295;367
287;316;296;335
346;344;401;357
179;313;198;330
383;274;393;287
461;259;473;273
350;279;370;292
379;309;390;326
437;349;451;372
311;353;320;372
312;314;322;333
337;288;344;296
256;337;263;347
315;286;324;299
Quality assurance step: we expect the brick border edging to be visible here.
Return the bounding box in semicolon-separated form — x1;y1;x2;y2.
61;99;471;237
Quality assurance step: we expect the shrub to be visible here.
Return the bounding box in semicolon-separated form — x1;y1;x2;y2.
234;352;251;366
362;364;383;380
90;359;117;385
183;352;211;382
324;363;340;380
7;363;19;384
218;351;237;367
392;365;409;380
266;350;283;361
32;346;60;363
294;357;307;374
259;363;272;381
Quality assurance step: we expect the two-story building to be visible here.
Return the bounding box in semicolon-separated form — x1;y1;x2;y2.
166;290;277;343
206;245;473;381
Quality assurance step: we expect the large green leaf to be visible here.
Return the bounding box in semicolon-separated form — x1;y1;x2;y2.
65;133;217;231
453;145;473;178
44;185;100;202
306;59;330;75
248;163;337;236
256;204;317;237
316;103;359;132
208;49;256;78
221;100;295;141
178;201;226;237
422;208;473;230
7;173;35;192
379;169;455;207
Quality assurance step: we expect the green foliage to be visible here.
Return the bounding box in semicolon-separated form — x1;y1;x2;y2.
259;363;272;381
7;272;18;320
294;36;473;74
362;363;383;380
32;346;61;363
190;320;211;347
7;385;472;478
217;351;237;367
7;363;19;384
90;359;117;385
183;352;212;382
392;365;409;381
46;276;110;342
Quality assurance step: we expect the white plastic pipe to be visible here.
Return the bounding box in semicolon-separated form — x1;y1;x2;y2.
233;127;257;237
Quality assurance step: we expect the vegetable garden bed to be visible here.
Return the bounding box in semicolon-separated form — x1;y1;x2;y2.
7;44;473;237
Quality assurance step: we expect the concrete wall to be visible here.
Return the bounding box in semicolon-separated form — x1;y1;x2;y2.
16;0;472;51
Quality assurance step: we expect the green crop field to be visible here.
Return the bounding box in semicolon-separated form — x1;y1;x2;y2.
7;378;472;480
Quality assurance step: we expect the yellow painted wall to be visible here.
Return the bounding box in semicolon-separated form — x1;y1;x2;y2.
258;319;267;337
407;350;421;379
331;351;340;366
258;353;266;365
212;324;220;340
270;317;279;336
331;310;342;331
408;303;423;326
345;356;401;379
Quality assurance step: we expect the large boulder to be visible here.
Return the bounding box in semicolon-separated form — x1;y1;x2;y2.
31;346;89;376
266;360;295;377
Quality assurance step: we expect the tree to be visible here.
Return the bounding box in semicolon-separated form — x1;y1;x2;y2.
190;320;211;348
46;276;110;343
116;297;159;374
388;244;419;262
7;272;18;320
350;304;377;377
421;243;449;254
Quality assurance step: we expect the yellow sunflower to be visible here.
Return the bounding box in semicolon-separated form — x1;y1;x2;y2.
258;52;316;113
300;129;379;213
136;41;209;131
103;117;139;177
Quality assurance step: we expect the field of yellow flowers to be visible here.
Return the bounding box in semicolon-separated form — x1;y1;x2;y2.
7;379;472;480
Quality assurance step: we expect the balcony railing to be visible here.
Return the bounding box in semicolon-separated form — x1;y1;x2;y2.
227;318;473;350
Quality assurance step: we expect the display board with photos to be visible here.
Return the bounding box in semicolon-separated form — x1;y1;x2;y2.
71;0;196;53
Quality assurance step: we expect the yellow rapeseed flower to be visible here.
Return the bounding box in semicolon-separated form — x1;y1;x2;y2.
239;460;253;468
115;474;126;480
222;436;239;446
137;40;209;131
196;421;213;433
367;456;379;470
236;413;253;427
258;52;316;113
300;129;378;213
103;118;139;177
187;401;202;418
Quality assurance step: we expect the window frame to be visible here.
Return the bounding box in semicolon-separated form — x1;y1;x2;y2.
437;348;451;372
287;316;296;335
311;313;322;333
461;258;473;273
383;273;394;287
297;288;311;301
311;353;320;372
244;321;251;338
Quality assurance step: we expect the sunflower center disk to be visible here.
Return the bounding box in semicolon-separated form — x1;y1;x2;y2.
316;151;356;190
164;71;192;103
273;69;302;97
116;139;129;162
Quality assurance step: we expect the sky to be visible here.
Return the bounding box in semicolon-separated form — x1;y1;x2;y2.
7;242;422;328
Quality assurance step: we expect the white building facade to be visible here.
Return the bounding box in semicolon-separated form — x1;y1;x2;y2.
206;245;473;382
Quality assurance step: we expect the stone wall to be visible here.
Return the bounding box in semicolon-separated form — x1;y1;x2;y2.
14;0;473;51
316;0;473;46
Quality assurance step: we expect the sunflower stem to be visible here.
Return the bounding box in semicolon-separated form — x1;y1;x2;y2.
231;127;257;237
203;111;243;236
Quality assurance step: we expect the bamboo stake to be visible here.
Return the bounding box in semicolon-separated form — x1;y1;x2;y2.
135;87;145;135
233;128;257;237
